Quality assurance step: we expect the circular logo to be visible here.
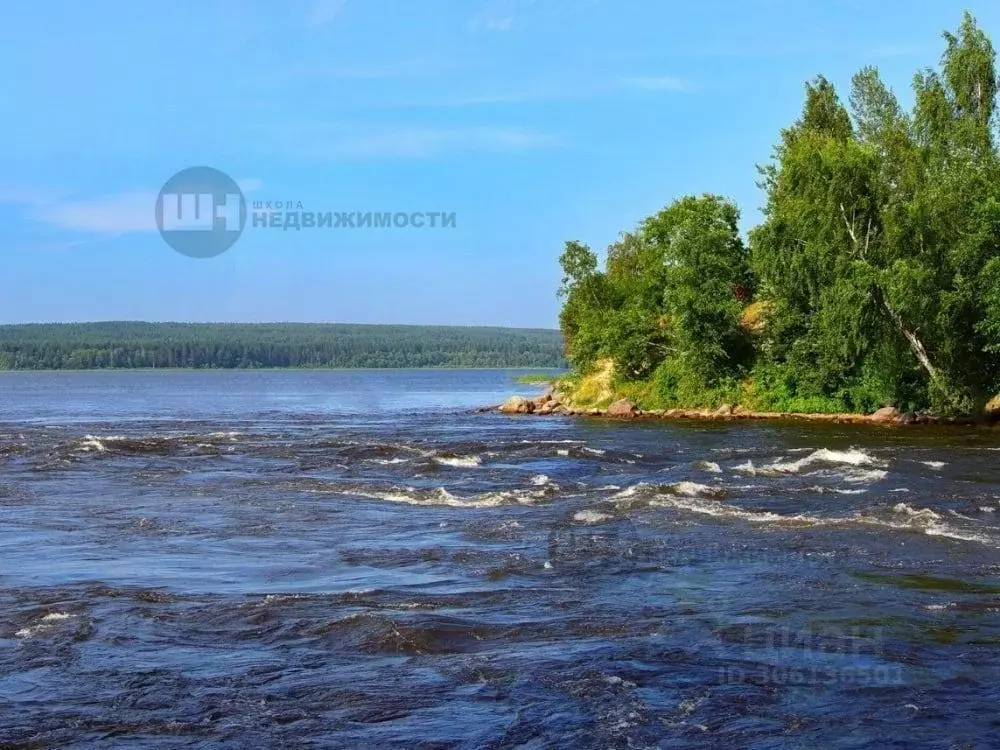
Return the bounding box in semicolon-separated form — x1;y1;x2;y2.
155;166;246;258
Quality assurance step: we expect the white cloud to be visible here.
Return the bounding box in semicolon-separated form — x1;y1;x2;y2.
308;0;346;26
237;177;263;193
470;15;515;32
340;126;558;158
468;0;519;32
35;191;158;233
278;59;446;81
618;76;692;92
1;177;262;236
279;125;560;159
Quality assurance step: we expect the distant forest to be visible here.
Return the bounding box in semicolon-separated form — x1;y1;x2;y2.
0;322;567;370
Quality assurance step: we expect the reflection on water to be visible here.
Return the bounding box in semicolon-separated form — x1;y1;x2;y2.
1;370;1000;747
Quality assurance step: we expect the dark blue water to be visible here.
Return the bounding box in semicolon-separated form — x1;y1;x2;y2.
2;370;1000;748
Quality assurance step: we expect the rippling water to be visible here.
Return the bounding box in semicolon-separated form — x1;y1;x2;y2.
2;370;1000;747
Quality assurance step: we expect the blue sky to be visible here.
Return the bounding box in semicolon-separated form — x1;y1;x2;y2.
1;0;998;327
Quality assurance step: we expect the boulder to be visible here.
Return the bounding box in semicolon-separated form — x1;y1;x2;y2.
986;394;1000;419
606;399;639;418
499;396;533;414
870;406;901;423
714;403;734;417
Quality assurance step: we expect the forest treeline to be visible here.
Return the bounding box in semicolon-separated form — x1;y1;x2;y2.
558;13;1000;415
0;322;566;370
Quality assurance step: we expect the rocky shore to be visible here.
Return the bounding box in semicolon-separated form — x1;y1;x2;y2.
486;390;982;426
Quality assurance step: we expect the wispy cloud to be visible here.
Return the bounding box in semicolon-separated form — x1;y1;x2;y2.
37;191;157;233
385;75;694;109
237;177;264;193
618;76;692;92
468;0;519;32
468;0;600;32
469;15;515;32
308;0;346;26
0;177;263;235
277;124;560;159
277;59;448;81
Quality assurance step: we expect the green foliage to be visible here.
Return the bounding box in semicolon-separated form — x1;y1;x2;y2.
557;13;1000;416
645;195;753;384
557;195;748;383
0;323;566;370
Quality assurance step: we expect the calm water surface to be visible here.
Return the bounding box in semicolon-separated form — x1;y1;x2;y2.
2;370;1000;748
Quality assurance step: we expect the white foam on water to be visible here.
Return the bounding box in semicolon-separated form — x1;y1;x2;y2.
432;455;482;468
574;510;613;524
581;446;606;456
671;481;725;499
696;461;723;474
806;486;868;495
921;460;947;469
531;474;550;486
736;450;887;484
351;486;546;508
842;468;888;484
892;503;941;522
15;612;74;638
605;483;994;545
370;458;409;465
79;435;114;452
75;431;243;453
261;594;309;605
521;440;584;444
764;448;880;474
556;449;570;457
608;484;644;501
884;504;990;543
947;509;980;523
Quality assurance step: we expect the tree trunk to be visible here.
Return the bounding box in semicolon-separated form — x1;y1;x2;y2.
875;287;940;383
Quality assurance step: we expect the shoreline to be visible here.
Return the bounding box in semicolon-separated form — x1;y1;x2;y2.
0;366;567;374
488;393;989;427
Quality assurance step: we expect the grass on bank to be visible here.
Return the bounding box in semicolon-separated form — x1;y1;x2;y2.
556;358;866;414
513;372;565;385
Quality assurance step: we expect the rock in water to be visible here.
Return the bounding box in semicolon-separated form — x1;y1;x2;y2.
870;406;901;423
606;399;638;418
499;396;533;414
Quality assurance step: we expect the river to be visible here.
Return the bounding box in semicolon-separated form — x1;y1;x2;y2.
1;370;999;747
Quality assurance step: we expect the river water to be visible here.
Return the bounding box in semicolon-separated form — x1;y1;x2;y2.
1;370;999;748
